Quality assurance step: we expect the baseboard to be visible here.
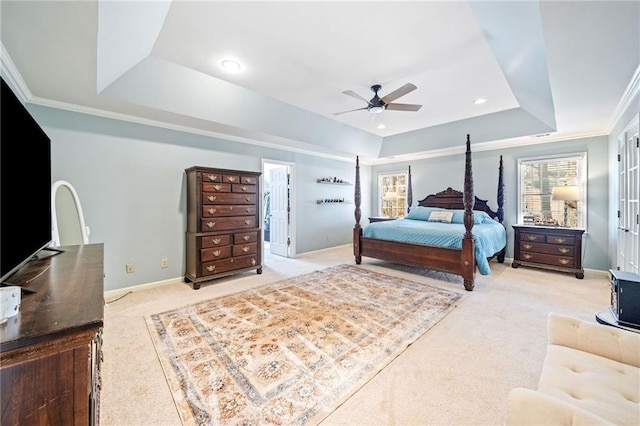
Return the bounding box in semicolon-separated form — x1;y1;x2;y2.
104;276;183;300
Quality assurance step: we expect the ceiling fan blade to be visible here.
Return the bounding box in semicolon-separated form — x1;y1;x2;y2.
386;103;422;112
381;83;417;104
333;107;368;116
342;90;373;105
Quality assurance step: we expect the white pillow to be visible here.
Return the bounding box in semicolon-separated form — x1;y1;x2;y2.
428;210;454;223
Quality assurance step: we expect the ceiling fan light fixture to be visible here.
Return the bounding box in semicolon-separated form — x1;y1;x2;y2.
369;106;385;114
221;59;241;73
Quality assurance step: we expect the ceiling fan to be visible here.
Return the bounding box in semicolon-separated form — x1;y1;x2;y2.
334;83;422;115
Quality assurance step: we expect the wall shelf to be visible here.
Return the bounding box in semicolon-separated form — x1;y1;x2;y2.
317;199;350;204
317;178;352;185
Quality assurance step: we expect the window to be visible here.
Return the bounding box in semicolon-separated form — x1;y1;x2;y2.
517;153;587;228
378;171;407;218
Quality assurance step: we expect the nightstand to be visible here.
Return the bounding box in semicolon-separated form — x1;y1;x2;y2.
512;225;585;279
368;216;395;223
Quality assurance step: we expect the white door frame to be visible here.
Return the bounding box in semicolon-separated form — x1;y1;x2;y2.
261;159;296;258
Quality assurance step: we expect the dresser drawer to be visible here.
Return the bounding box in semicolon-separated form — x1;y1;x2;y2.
240;176;257;185
201;173;222;182
202;205;256;217
519;242;575;257
545;235;575;245
201;255;259;276
202;193;257;205
222;175;240;183
519;251;575;267
234;231;259;244
202;183;231;193
233;242;257;256
200;234;231;248
520;232;545;243
232;183;256;194
201;216;256;231
201;246;231;262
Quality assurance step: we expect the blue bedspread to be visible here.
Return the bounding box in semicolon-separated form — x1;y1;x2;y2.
362;217;506;275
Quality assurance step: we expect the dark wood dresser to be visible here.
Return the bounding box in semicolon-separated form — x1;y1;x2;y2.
185;166;262;289
0;243;104;425
512;225;585;278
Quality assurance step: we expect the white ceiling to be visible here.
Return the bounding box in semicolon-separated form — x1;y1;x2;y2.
1;1;638;162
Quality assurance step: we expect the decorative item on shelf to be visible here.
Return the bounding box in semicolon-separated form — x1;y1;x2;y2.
317;198;346;204
551;185;580;227
317;177;351;185
383;191;398;217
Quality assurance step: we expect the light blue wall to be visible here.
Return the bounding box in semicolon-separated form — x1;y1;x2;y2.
371;135;610;271
30;105;371;291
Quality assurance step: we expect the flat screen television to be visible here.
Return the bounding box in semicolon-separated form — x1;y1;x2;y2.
1;77;53;286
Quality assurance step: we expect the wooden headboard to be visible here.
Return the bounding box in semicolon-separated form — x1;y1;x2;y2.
418;187;501;221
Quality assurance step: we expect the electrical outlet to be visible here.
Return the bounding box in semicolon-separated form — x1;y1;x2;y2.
126;263;135;273
161;258;168;268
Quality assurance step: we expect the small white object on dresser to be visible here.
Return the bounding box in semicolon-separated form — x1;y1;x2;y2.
0;286;21;324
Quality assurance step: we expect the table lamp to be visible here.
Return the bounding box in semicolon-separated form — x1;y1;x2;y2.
551;185;580;227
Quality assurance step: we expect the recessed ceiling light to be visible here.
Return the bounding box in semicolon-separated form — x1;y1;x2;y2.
377;123;386;129
221;59;241;73
473;98;487;105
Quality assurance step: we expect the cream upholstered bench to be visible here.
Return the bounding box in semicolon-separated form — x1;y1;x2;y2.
507;312;640;425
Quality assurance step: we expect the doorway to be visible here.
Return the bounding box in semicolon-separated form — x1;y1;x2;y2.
262;159;295;259
617;115;639;274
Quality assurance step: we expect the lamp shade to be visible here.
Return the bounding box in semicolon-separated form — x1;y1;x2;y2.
551;185;580;201
383;191;398;201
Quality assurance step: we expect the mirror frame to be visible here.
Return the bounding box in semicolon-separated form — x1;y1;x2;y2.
51;180;89;246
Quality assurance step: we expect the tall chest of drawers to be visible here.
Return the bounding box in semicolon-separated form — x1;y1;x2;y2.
185;166;262;289
512;225;585;279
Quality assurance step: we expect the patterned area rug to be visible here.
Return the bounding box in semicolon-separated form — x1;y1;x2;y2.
146;264;463;425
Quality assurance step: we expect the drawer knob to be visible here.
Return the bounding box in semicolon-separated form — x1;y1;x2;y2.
208;208;217;214
245;197;251;202
207;174;217;181
243;178;252;183
206;265;216;272
212;238;221;244
558;247;570;254
527;236;537;241
523;243;533;249
206;221;216;228
244;220;251;225
246;208;251;212
207;195;217;202
554;237;566;243
243;235;250;241
241;185;248;191
213;184;222;191
227;177;236;182
242;247;249;253
213;250;221;257
558;258;570;265
251;258;256;266
523;254;532;260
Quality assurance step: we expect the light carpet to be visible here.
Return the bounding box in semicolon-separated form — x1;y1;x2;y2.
146;264;463;425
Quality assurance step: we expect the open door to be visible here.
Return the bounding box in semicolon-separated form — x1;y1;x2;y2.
269;165;289;257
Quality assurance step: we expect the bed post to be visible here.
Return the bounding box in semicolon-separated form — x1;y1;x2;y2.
353;156;362;264
462;134;476;291
496;155;506;263
407;165;413;213
497;155;504;223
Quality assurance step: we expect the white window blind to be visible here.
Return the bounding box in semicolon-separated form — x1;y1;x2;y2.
518;153;587;228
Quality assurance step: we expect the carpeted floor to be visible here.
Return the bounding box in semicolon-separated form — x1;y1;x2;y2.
100;245;610;425
146;264;463;425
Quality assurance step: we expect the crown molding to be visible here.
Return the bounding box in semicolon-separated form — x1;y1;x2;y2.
607;63;640;133
0;42;33;102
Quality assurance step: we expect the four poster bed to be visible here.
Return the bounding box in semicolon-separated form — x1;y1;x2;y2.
352;134;506;291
